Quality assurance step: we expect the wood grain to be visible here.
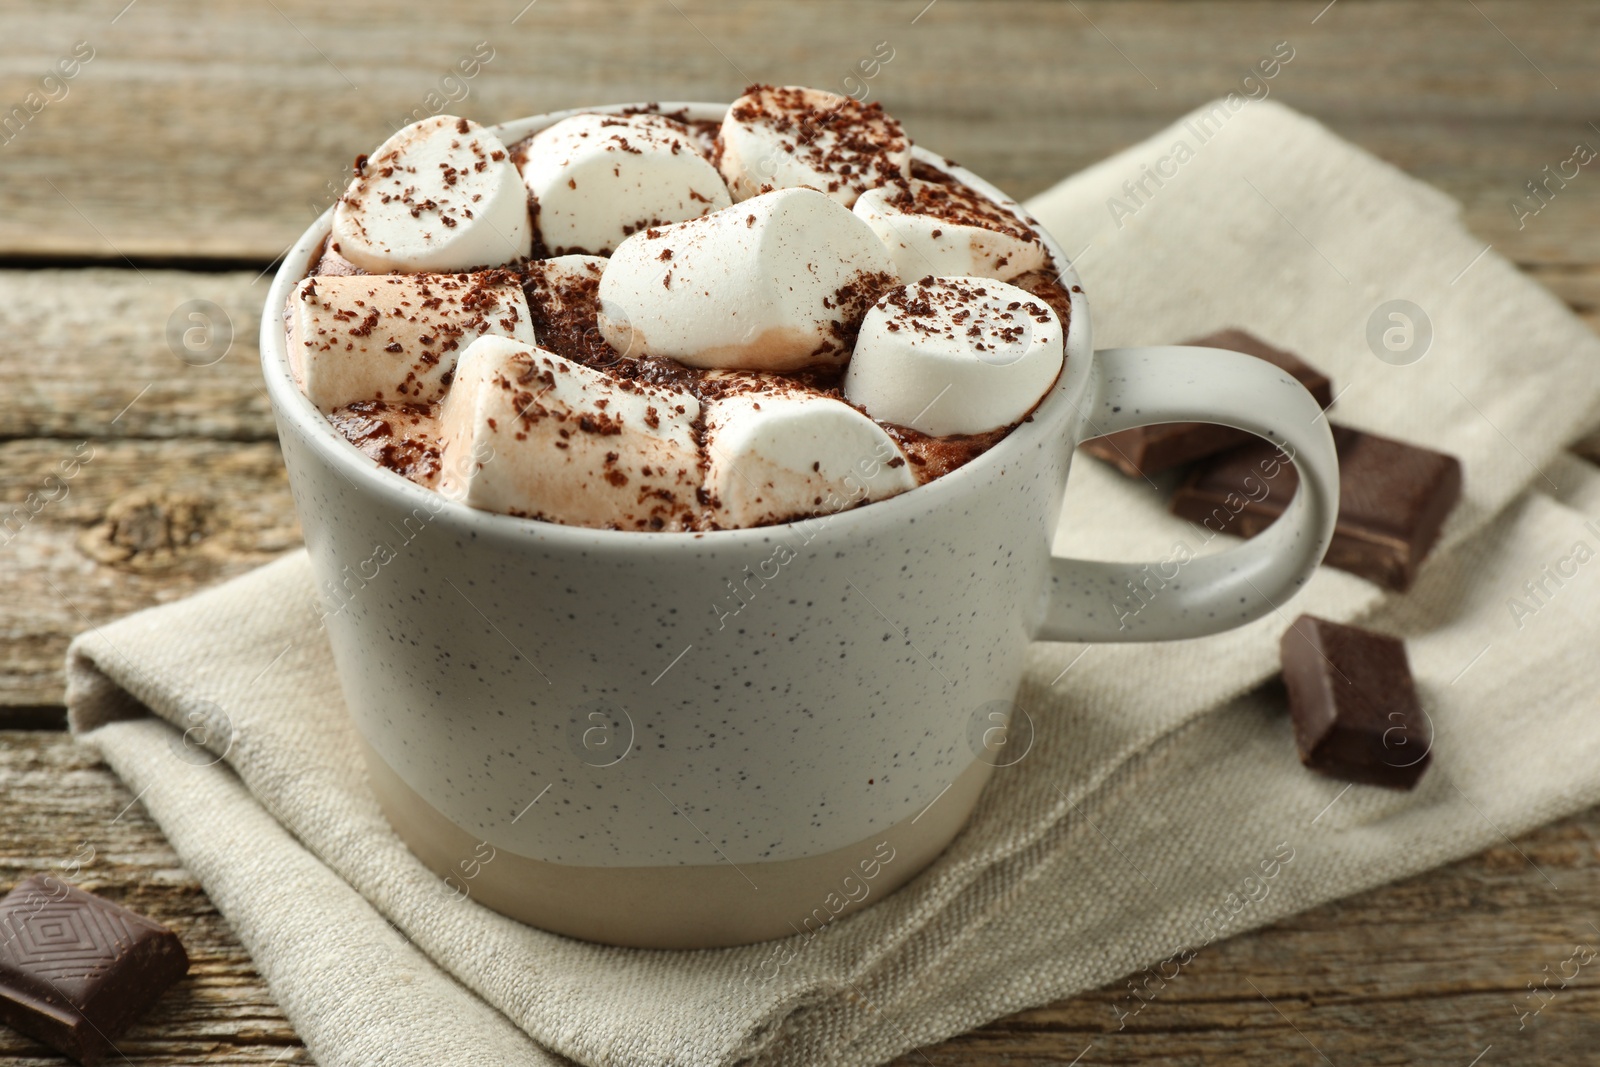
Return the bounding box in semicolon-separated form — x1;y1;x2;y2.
1;269;276;442
2;1;1598;265
0;437;299;707
3;731;1596;1065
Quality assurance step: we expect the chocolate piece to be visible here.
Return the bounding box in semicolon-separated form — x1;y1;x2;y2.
1280;615;1431;789
0;876;188;1064
1083;329;1333;477
1170;424;1461;591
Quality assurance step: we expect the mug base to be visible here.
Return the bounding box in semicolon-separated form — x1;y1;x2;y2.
360;740;994;948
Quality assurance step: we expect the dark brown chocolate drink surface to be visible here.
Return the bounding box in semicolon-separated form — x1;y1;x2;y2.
0;875;189;1065
1170;424;1462;591
1280;614;1431;790
1083;329;1333;477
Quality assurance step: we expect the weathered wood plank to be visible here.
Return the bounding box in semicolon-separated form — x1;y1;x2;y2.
2;269;276;442
2;2;1598;265
0;438;299;707
4;731;1596;1065
0;732;309;1064
7;259;1597;449
4;259;1597;714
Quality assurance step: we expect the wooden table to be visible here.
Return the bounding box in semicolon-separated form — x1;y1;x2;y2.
4;1;1598;1062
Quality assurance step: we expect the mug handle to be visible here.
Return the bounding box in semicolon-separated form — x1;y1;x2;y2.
1038;345;1340;642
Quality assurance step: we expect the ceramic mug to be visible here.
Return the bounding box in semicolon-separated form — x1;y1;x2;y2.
262;102;1339;949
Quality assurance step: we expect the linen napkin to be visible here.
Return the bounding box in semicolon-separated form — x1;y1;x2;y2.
66;99;1600;1067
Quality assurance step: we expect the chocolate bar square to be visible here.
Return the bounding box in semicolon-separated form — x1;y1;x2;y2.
1169;424;1462;591
0;876;188;1064
1082;329;1333;477
1280;615;1431;790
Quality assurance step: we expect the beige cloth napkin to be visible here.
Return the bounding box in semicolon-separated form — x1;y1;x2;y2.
66;100;1600;1067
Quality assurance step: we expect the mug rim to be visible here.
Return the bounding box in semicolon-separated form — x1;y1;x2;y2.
259;100;1095;553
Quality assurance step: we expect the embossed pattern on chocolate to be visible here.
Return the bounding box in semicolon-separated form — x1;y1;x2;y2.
0;875;189;1065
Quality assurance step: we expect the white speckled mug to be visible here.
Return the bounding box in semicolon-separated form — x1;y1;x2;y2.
262;102;1339;948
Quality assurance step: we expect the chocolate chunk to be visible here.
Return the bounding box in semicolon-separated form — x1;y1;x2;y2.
1170;424;1461;591
0;876;188;1064
1083;329;1333;477
1280;615;1431;790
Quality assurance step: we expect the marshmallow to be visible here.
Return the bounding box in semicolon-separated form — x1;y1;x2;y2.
287;272;534;411
436;337;703;530
521;113;732;255
704;393;916;527
331;116;531;273
717;85;911;207
597;188;897;371
853;180;1047;282
844;277;1064;436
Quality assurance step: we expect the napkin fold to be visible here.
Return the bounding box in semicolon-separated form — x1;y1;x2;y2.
67;100;1600;1067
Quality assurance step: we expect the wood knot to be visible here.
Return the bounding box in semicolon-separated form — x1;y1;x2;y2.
80;490;213;569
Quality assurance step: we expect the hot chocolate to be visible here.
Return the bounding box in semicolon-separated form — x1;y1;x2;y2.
261;95;1343;948
289;84;1070;532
